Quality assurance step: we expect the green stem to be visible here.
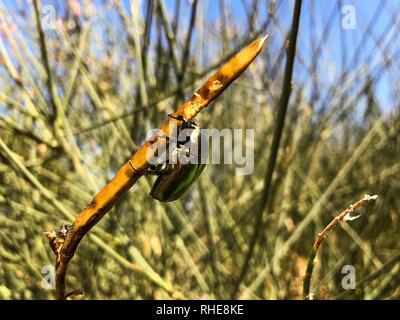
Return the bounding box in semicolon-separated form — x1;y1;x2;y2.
232;0;303;299
302;194;378;300
303;244;318;299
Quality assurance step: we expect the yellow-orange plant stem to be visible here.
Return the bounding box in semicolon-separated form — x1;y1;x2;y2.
51;35;268;299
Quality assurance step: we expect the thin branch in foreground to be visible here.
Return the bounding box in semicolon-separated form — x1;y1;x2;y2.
50;34;268;300
232;0;302;299
302;194;378;300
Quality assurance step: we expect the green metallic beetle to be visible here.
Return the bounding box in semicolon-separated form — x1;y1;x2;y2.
129;114;206;202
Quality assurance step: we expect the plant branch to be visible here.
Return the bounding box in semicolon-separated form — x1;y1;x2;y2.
303;194;378;300
232;0;302;298
51;35;268;299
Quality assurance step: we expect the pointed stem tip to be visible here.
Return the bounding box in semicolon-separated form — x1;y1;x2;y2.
258;34;269;48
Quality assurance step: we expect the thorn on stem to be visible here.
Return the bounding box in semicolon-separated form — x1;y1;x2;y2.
65;289;84;299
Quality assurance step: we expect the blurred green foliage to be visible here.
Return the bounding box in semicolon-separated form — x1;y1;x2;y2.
0;0;399;299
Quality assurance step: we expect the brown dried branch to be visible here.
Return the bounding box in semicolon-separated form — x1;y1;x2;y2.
44;231;59;257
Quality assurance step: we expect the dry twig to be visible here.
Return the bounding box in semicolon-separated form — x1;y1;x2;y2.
303;194;378;300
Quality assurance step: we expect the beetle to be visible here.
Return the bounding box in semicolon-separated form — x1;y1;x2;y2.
129;114;206;202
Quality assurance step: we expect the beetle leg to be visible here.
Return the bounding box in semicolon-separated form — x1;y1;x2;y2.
168;114;197;126
129;160;161;175
167;114;198;145
152;132;188;149
168;114;185;122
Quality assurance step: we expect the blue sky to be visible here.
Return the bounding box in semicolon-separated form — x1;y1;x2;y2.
153;0;397;114
3;0;398;115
